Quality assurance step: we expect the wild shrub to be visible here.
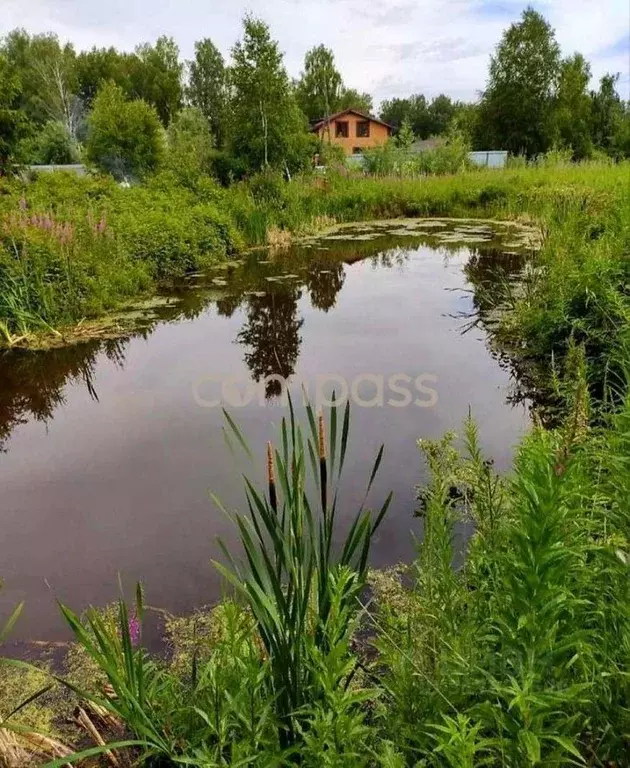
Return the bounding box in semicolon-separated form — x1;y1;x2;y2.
372;387;630;765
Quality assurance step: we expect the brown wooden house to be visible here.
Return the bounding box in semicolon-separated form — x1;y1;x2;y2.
310;109;392;156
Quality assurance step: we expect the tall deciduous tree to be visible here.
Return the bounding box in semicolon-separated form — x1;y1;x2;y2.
1;29;38;121
427;94;457;136
1;30;81;139
187;38;227;146
477;7;560;156
337;87;373;115
590;73;625;156
75;47;137;106
554;54;592;159
132;36;183;126
0;52;25;172
452;102;480;146
379;97;413;132
381;94;458;139
166;106;214;182
295;45;343;123
230;16;310;172
28;35;81;140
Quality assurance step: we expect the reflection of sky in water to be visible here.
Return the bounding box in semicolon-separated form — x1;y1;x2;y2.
0;227;532;643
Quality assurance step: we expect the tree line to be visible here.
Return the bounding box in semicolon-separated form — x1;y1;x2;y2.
382;9;629;159
0;7;628;179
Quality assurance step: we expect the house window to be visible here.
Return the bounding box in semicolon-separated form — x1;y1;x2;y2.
335;121;349;138
356;121;370;138
352;147;364;154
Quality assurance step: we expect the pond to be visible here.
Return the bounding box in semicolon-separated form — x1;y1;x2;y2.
0;218;538;646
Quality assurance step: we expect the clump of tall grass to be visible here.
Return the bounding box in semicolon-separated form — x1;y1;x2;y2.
215;398;392;748
266;225;292;249
362;133;472;177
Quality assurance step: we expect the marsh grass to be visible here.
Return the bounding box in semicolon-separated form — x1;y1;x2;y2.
371;371;630;765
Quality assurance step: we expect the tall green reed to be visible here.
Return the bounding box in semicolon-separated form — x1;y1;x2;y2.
215;397;392;747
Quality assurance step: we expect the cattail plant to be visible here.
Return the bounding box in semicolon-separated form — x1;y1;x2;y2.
215;396;392;747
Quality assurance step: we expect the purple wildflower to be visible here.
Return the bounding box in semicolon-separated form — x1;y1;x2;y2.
128;613;141;647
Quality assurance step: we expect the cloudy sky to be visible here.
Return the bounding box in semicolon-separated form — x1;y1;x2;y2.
3;0;629;107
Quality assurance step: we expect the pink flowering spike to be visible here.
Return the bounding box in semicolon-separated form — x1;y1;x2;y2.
128;613;141;647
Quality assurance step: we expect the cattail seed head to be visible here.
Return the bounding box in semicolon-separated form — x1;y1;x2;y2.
318;414;326;460
266;441;278;514
266;441;275;486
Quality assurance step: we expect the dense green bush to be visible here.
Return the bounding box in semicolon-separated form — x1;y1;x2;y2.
107;181;242;278
86;82;165;179
0;172;242;340
18;120;79;165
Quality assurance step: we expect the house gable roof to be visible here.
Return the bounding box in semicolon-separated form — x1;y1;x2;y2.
310;109;392;132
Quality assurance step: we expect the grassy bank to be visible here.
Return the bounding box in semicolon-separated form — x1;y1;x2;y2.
0;172;242;346
2;164;628;363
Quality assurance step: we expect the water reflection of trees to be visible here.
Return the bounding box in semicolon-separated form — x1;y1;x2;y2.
0;257;350;446
463;247;526;316
460;246;538;411
237;288;304;398
0;234;538;450
303;262;345;312
0;339;128;452
367;247;410;270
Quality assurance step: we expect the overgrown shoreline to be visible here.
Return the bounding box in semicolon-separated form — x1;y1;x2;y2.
1;162;630;766
1;162;626;352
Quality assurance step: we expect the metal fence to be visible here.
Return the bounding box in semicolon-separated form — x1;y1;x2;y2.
27;164;88;176
468;151;508;169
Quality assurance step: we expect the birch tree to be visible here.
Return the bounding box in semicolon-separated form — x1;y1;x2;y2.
230;16;310;172
295;45;342;124
187;38;227;146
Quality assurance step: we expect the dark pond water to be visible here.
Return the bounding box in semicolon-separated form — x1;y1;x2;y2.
0;218;536;645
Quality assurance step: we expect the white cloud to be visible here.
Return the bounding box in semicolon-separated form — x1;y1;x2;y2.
2;0;629;107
